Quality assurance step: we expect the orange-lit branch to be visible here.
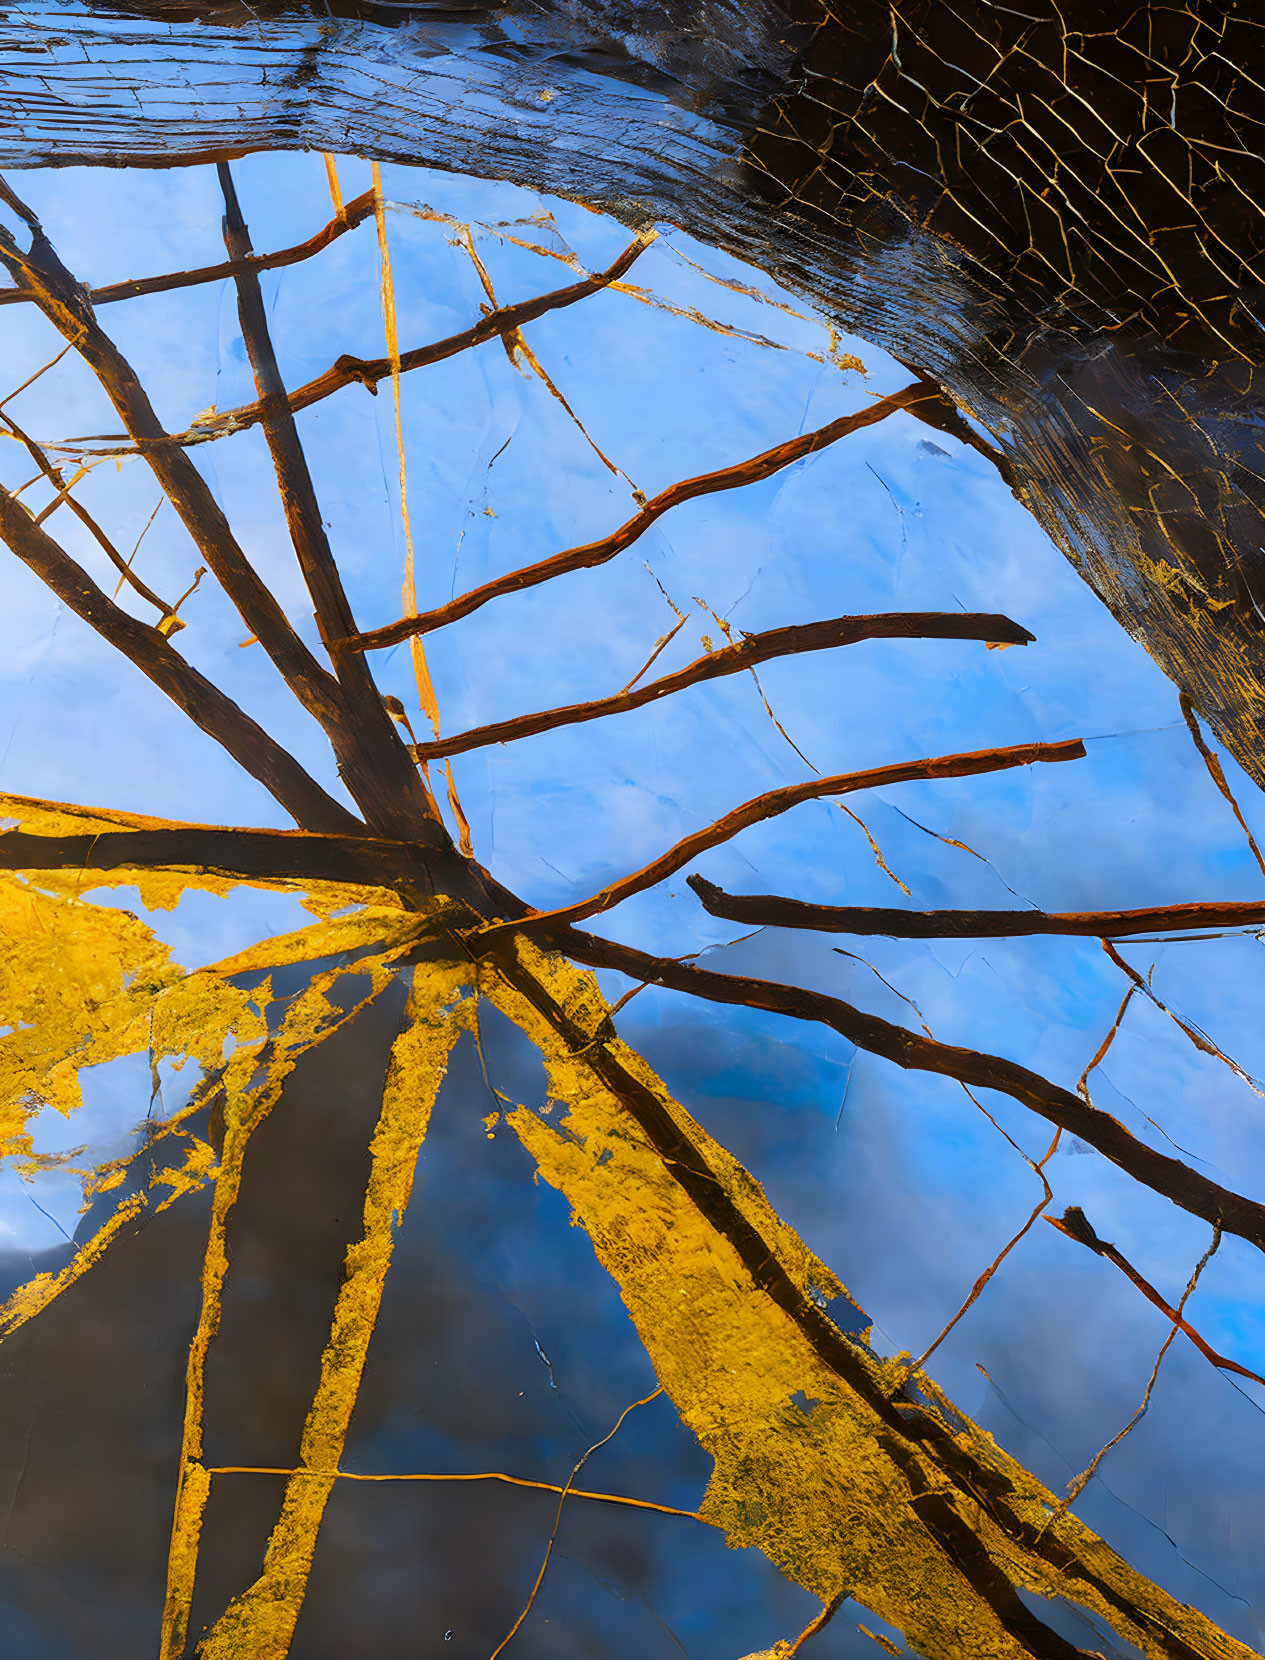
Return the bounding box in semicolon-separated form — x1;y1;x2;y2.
488;738;1085;935
1046;1209;1265;1388
0;190;376;309
344;382;944;653
412;610;1034;761
59;236;653;454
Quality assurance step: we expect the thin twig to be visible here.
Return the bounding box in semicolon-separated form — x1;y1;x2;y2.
112;499;163;598
857;1623;903;1658
1078;980;1137;1101
837;801;911;895
688;880;1265;939
0;339;77;408
371;160;472;850
1063;1227;1222;1504
0;191;376;309
205;1463;702;1520
344;382;946;653
483;738;1085;936
0;489;359;833
488;1388;663;1659
411;610;1034;762
1045;1209;1265;1390
903;1126;1060;1381
462;225;636;488
0;409;177;621
618;612;690;696
855;952;1066;1383
53;237;655;455
1180;692;1265;879
781;1594;847;1658
1101;937;1265;1098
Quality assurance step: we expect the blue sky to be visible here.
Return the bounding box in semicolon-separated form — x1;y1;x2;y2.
3;150;1265;1650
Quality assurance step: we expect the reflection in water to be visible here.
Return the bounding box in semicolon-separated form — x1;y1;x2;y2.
1;26;1265;1650
0;985;840;1657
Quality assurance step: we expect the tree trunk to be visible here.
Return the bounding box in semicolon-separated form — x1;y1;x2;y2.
4;0;1264;788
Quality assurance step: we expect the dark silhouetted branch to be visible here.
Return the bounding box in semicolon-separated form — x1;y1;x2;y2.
412;610;1035;762
482;921;1227;1659
58;235;654;454
0;190;375;310
0;487;359;834
550;926;1265;1254
485;738;1085;935
217;162;438;838
1046;1208;1265;1390
0;180;350;737
345;382;944;653
688;879;1265;938
0;816;445;891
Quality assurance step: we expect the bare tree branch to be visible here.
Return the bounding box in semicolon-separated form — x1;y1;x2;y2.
0;817;446;891
889;361;1017;487
485;738;1086;935
412;610;1035;762
481;924;1261;1658
1180;691;1265;880
217;161;438;838
0;190;375;309
55;236;655;454
0;486;359;833
343;382;945;653
0;177;350;737
688;878;1265;938
549;924;1265;1253
1046;1208;1265;1390
0;407;178;623
1062;1228;1223;1506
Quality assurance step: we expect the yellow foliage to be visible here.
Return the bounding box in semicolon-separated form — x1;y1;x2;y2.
481;936;1258;1660
0;819;1253;1660
0;873;183;1144
0;856;455;1347
171;962;473;1660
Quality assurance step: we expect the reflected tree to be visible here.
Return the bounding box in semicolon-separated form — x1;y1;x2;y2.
0;132;1262;1660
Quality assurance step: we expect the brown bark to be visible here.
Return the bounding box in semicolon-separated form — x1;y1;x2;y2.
554;923;1265;1255
347;384;941;652
688;878;1265;939
216;161;439;838
0;189;375;308
412;610;1034;761
491;738;1085;934
0;489;359;832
